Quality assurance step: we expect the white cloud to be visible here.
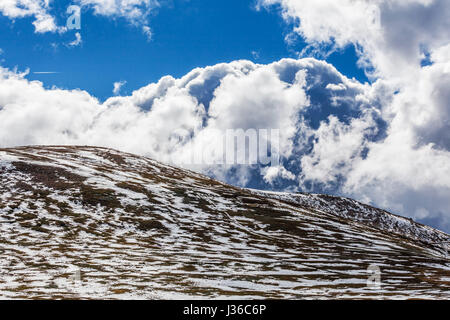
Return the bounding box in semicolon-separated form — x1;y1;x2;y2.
76;0;159;39
67;32;82;47
0;0;159;37
326;83;346;91
0;66;103;147
0;59;367;187
0;59;330;168
207;64;308;157
142;25;152;41
251;51;260;60
77;0;158;20
263;166;296;184
258;0;450;78
257;0;450;230
300;113;378;187
0;0;60;33
112;80;127;95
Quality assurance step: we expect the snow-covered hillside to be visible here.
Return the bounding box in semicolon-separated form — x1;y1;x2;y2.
0;146;449;299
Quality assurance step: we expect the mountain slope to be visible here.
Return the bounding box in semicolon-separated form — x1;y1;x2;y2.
0;146;449;299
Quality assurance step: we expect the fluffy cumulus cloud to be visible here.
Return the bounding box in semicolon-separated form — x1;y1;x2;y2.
0;0;158;35
0;0;60;33
258;0;450;78
0;58;370;173
77;0;157;21
256;0;450;231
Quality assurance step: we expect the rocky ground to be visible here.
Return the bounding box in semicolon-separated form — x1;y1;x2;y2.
0;146;449;299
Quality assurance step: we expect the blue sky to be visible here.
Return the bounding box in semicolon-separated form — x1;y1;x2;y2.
0;0;367;100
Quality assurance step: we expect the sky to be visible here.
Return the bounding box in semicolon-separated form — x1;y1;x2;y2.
0;0;449;232
0;0;367;100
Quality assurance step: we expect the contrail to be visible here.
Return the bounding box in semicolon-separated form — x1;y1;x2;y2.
33;72;60;74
